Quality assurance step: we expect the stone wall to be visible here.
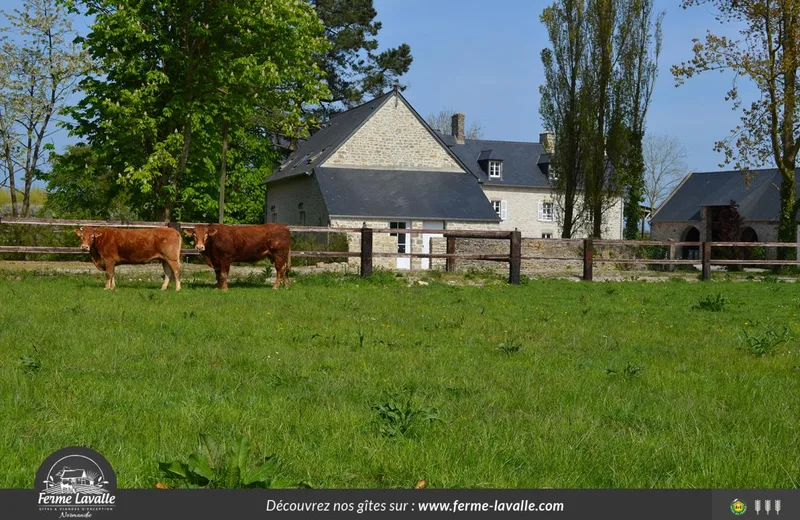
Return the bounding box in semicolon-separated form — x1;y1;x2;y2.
324;96;463;171
265;175;329;226
430;236;651;274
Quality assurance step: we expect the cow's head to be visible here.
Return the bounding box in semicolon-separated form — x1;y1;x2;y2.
74;227;102;251
185;225;217;252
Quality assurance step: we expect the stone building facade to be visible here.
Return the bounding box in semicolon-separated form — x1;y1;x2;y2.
266;89;627;271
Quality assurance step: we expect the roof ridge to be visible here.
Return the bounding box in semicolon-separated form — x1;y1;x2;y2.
464;137;542;145
325;90;394;122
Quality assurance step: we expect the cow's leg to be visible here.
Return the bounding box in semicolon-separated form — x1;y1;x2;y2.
160;260;172;290
167;258;181;291
219;260;231;291
210;262;222;288
104;262;116;290
272;251;290;289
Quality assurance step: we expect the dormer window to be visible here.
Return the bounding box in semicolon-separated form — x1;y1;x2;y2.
488;161;502;178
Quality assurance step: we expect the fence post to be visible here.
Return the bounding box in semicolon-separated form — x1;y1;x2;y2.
583;238;593;281
702;241;711;280
509;229;521;285
446;236;456;273
360;224;373;278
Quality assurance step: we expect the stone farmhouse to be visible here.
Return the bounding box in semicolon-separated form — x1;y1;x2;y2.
265;88;624;269
650;168;800;259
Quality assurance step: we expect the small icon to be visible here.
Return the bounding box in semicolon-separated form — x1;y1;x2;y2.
775;499;781;515
755;499;762;515
731;498;747;516
765;500;772;515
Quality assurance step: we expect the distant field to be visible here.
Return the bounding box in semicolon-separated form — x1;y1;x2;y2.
0;188;47;206
1;271;799;489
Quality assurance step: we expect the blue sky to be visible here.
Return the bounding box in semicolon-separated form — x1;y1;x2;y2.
3;0;751;175
375;0;751;173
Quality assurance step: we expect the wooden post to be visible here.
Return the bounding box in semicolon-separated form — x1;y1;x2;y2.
509;229;521;285
360;225;373;278
702;241;711;280
583;238;593;281
667;243;676;273
446;236;456;273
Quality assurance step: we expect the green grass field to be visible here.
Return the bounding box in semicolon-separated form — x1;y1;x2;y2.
1;270;799;489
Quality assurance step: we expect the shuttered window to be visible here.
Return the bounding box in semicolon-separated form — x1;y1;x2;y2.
491;200;508;220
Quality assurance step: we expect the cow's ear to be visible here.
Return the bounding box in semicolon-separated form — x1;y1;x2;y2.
184;228;195;237
74;228;82;237
208;228;218;236
92;230;103;239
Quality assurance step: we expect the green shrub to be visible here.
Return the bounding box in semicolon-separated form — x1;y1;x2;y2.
159;435;281;488
692;293;728;312
0;224;81;261
738;321;791;357
372;389;442;438
290;232;348;267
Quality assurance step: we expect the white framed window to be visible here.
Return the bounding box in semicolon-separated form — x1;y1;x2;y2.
298;210;306;225
270;205;277;223
542;232;553;239
538;201;554;222
491;200;508;220
488;161;502;178
389;221;408;253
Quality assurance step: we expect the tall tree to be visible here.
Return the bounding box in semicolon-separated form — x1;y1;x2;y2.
540;0;590;238
63;0;330;222
308;0;412;121
643;134;687;213
620;0;663;239
583;0;627;238
541;0;662;238
426;109;483;139
673;0;800;258
0;0;89;217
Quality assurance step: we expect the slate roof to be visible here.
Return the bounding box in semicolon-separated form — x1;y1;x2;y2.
438;134;552;188
651;168;800;223
316;167;500;221
267;91;395;184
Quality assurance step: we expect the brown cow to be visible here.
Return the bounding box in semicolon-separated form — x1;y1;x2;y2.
75;226;182;291
185;223;290;290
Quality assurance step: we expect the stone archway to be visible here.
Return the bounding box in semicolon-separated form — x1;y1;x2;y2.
681;226;700;260
740;227;758;242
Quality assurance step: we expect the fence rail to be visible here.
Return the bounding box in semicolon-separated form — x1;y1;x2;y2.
2;218;800;283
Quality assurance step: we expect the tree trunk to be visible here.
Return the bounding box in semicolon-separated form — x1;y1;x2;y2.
218;121;229;224
164;119;193;222
4;140;17;217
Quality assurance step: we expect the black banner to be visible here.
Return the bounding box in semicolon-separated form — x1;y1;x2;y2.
1;488;796;519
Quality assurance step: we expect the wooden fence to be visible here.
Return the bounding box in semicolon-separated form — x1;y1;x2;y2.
2;217;800;284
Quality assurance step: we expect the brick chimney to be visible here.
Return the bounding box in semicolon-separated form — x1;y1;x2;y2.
451;113;465;144
539;131;555;154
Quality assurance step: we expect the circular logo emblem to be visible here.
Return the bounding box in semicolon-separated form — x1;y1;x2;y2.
35;446;117;516
730;498;746;516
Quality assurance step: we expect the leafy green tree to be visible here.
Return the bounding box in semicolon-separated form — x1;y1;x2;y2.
62;0;329;222
672;0;800;258
619;0;662;239
42;144;137;219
